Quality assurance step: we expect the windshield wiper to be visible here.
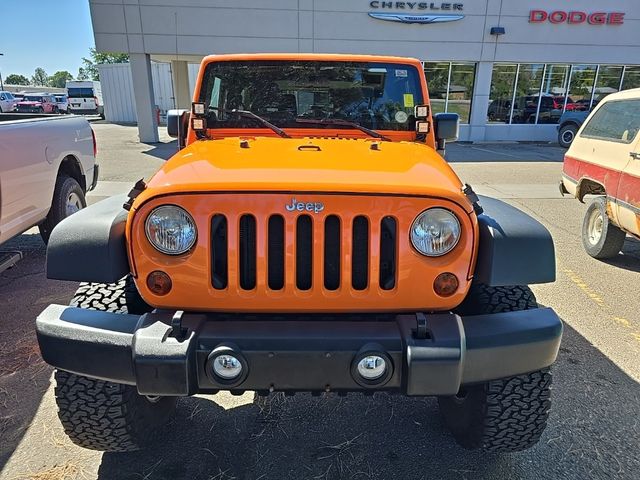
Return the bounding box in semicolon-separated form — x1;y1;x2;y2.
294;118;391;141
208;107;291;138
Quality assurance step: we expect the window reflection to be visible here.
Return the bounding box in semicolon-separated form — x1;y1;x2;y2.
448;63;476;123
622;66;640;90
537;64;570;124
487;64;517;123
470;62;638;127
424;62;449;116
424;62;476;123
511;64;544;124
593;66;623;107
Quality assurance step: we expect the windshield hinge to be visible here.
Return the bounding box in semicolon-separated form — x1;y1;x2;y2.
463;184;483;215
123;179;147;211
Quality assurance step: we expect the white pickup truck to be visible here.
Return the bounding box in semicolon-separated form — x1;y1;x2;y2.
0;113;98;245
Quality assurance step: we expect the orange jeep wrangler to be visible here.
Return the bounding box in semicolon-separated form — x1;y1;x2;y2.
37;54;562;453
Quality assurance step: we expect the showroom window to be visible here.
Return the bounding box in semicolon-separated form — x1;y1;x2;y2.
622;66;640;90
424;62;476;123
488;63;639;125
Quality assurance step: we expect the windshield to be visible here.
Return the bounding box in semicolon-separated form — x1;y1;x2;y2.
199;60;424;132
24;96;43;102
68;87;94;98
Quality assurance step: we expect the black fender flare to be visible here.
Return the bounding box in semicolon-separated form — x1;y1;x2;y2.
46;194;130;283
474;196;556;286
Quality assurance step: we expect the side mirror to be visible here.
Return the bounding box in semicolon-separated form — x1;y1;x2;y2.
433;113;459;155
167;109;190;149
434;113;459;142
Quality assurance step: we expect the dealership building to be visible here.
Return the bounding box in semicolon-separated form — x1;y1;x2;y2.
89;0;640;143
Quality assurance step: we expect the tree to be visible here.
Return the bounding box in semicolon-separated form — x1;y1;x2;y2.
76;67;90;81
31;67;49;86
49;71;74;88
81;48;129;81
5;74;29;85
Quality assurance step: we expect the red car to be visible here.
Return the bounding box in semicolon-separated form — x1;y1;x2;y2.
16;94;58;113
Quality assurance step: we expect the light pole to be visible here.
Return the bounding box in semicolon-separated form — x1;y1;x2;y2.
0;53;4;91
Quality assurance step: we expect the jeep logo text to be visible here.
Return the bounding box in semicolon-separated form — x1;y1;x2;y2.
285;198;325;214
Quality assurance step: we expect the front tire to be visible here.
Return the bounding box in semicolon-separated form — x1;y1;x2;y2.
439;284;552;452
558;124;578;148
54;278;176;452
582;197;626;259
39;174;86;244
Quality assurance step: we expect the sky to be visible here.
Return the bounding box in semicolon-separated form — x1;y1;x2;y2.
0;0;95;80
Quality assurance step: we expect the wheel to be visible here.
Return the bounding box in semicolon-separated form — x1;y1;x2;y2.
54;278;176;452
438;284;553;452
582;197;626;259
38;174;86;244
37;107;44;113
558;124;578;148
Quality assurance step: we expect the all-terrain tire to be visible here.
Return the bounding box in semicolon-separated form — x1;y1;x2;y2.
54;277;176;452
439;284;552;452
454;283;537;316
582;197;626;259
38;174;86;244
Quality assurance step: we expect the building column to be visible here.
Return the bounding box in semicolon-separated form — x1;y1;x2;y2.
130;53;159;143
171;60;191;109
467;61;494;142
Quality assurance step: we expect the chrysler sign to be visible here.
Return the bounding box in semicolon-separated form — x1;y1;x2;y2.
529;10;625;25
369;1;465;24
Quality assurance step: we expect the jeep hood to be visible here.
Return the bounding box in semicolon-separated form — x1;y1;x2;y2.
140;137;470;210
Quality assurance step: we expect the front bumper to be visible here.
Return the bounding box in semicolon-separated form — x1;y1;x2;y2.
36;306;562;397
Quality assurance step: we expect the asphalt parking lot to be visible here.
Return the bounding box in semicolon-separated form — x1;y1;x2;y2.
1;125;639;480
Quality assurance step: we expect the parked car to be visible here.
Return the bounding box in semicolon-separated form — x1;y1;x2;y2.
37;53;561;455
0;91;18;112
0;112;98;245
557;110;590;148
487;98;511;122
15;94;58;113
490;95;575;124
66;80;104;118
561;88;640;259
54;94;69;114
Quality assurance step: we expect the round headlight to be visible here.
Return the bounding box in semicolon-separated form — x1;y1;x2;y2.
145;205;197;255
411;208;461;257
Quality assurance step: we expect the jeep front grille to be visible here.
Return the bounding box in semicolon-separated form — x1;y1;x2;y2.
210;213;397;293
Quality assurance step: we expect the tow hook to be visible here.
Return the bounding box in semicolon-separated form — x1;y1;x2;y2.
414;313;431;340
169;310;187;340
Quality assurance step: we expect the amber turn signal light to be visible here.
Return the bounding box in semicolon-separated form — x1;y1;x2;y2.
434;272;459;297
147;271;172;296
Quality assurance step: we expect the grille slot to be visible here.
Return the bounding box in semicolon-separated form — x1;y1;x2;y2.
352;216;369;290
239;215;257;290
296;215;313;290
379;216;397;290
211;214;228;289
268;215;285;290
324;215;341;290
